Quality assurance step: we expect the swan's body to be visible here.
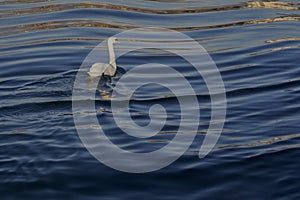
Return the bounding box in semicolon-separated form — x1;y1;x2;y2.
88;37;118;77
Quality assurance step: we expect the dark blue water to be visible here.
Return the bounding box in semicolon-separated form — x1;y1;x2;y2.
1;0;300;199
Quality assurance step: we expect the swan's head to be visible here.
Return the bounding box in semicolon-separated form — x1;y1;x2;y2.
108;37;119;44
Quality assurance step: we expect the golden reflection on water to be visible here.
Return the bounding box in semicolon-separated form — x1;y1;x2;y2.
0;0;54;5
1;1;298;19
1;0;299;37
248;1;299;10
266;37;300;43
0;2;246;17
174;15;300;31
249;45;300;56
218;133;300;149
1;15;299;37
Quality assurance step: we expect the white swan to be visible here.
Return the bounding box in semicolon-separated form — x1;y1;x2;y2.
88;37;118;77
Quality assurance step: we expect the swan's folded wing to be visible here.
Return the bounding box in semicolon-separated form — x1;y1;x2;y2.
88;63;109;77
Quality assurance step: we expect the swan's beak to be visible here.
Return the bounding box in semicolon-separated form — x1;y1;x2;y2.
114;38;119;44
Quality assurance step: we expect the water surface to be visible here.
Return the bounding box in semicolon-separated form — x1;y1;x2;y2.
1;0;300;199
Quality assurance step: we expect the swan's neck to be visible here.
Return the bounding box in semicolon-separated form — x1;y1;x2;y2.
108;39;116;68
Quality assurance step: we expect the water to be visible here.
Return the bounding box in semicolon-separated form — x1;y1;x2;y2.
1;0;300;199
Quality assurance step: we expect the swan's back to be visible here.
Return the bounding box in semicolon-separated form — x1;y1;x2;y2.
88;63;109;77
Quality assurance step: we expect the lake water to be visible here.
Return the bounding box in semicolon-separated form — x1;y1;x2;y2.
1;0;300;199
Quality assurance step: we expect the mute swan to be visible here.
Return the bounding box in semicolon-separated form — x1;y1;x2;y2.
88;37;118;77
